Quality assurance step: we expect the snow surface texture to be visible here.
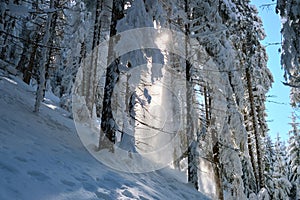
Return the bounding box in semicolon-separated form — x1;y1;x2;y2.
0;71;210;200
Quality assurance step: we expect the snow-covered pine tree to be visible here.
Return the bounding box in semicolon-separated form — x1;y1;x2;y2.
188;1;224;197
231;1;273;196
188;1;272;199
276;0;300;107
190;1;244;198
53;0;94;113
287;113;300;199
192;1;268;199
272;134;292;199
261;134;275;199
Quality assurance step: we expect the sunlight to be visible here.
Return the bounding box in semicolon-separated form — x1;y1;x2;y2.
2;77;17;85
44;102;58;110
155;32;170;50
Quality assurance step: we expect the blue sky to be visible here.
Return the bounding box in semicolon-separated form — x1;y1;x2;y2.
251;0;292;140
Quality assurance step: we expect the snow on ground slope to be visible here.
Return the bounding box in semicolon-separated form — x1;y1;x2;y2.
0;72;210;200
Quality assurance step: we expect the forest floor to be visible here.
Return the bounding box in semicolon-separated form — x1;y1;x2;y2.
0;71;209;200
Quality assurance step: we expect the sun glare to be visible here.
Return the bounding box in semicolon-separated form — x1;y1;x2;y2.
155;32;170;49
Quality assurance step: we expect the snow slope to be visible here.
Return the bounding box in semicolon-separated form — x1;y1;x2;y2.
0;72;209;200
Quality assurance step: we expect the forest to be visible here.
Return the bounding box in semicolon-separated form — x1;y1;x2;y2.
0;0;300;199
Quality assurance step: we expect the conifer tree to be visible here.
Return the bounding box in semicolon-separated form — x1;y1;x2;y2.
276;0;300;106
262;134;275;199
272;135;292;199
288;113;300;199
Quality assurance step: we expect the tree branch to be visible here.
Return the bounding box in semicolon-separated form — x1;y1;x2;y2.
282;81;300;88
260;3;276;10
0;30;62;50
265;42;281;47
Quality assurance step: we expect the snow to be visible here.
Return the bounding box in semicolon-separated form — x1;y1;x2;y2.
0;71;210;200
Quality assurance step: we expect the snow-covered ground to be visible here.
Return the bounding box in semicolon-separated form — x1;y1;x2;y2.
0;71;209;200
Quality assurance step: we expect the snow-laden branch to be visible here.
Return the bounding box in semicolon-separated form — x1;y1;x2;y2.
282;81;300;88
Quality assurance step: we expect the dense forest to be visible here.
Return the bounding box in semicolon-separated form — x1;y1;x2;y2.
0;0;299;199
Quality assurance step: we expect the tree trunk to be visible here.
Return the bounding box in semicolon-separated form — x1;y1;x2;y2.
244;110;258;193
245;66;264;190
23;35;39;84
98;0;124;152
34;0;55;112
186;59;198;190
256;104;266;189
185;0;199;190
84;0;103;118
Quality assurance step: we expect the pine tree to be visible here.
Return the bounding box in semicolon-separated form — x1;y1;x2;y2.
58;1;95;113
272;134;292;199
287;113;300;199
262;134;275;199
276;0;300;107
188;1;270;198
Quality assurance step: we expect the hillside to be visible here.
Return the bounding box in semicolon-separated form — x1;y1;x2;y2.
0;71;209;200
